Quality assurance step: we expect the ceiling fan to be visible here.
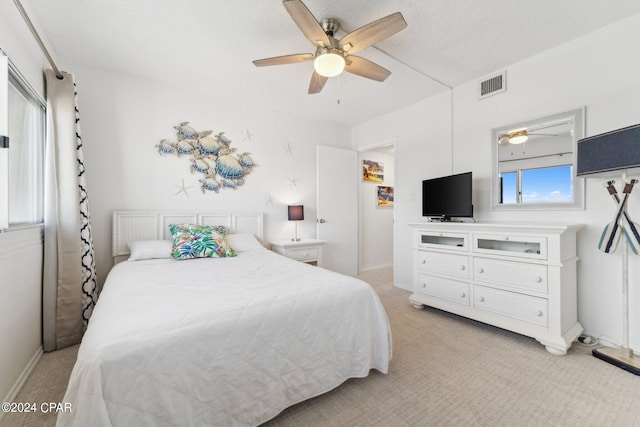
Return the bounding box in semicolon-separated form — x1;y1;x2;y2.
252;0;407;94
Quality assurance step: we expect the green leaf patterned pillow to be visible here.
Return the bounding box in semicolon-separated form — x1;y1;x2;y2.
169;224;237;260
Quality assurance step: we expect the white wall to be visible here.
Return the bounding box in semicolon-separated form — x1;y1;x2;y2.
0;1;47;96
0;1;48;408
63;62;352;287
358;149;394;271
353;91;453;288
0;228;43;405
353;14;640;351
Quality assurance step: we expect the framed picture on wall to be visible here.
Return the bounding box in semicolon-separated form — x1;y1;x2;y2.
377;186;394;207
363;160;384;183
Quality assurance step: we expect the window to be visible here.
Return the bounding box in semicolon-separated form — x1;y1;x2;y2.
0;54;46;229
492;108;585;210
499;171;517;204
500;165;573;204
521;165;573;203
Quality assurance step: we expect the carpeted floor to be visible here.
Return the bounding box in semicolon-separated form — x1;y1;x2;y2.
0;343;78;427
3;267;640;427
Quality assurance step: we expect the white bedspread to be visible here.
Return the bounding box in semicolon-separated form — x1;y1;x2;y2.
57;250;391;426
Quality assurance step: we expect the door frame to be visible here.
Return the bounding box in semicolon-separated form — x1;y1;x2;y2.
357;139;397;285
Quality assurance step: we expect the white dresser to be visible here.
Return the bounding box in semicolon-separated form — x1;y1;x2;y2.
408;222;583;355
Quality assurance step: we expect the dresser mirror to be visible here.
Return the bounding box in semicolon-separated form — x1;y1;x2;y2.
492;108;585;210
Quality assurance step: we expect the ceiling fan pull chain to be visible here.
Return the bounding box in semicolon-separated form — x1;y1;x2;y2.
337;74;341;105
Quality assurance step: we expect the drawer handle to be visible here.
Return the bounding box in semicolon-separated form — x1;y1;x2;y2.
505;236;510;241
421;259;426;264
535;276;543;283
460;292;466;298
422;283;426;288
479;296;485;302
460;265;466;271
536;310;543;317
477;267;484;273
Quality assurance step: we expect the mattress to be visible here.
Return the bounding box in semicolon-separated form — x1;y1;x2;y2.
57;248;391;426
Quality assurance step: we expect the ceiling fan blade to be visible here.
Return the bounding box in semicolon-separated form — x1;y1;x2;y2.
498;134;510;144
253;53;314;67
339;12;407;54
344;55;391;82
308;71;328;94
283;0;331;47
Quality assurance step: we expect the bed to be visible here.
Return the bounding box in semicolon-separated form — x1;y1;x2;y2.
57;211;391;427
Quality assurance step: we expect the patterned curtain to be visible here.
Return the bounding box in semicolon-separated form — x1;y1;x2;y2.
42;70;97;352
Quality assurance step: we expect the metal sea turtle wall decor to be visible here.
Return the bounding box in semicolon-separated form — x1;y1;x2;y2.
156;122;255;193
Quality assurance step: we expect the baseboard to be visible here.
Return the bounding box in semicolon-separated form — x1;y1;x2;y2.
0;346;43;422
395;282;412;291
359;263;393;273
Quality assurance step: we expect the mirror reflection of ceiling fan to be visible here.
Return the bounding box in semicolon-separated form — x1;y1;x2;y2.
498;125;564;145
252;0;407;94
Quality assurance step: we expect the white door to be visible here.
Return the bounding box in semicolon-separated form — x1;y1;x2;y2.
317;145;358;276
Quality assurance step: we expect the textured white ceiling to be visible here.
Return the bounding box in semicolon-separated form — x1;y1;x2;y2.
14;0;640;126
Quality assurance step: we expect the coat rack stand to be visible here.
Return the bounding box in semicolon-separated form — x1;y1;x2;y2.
576;123;640;375
592;170;640;375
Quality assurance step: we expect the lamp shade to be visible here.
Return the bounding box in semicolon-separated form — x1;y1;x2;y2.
577;124;640;177
288;205;304;221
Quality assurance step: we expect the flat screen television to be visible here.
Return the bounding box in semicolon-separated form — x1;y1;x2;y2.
422;172;473;221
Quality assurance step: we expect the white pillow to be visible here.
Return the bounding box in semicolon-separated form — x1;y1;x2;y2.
128;240;173;261
227;233;266;252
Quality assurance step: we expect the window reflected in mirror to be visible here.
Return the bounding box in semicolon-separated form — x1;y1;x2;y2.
492;108;585;210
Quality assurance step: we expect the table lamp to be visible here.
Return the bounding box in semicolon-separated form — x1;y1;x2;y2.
288;205;304;242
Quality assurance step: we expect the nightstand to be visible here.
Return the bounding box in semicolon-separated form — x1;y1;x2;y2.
269;239;325;265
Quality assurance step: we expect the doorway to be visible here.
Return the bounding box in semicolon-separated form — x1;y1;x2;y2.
358;141;396;284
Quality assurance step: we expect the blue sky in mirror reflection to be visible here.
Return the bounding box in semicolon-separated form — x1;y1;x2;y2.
501;165;572;204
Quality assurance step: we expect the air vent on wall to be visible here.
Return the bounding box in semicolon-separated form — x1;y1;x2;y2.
479;70;506;99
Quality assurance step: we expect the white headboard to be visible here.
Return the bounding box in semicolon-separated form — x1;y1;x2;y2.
112;211;264;263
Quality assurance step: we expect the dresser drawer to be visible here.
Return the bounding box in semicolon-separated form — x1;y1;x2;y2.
474;233;547;260
416;273;470;306
285;247;319;261
418;251;469;278
473;285;548;326
417;231;469;251
473;258;547;294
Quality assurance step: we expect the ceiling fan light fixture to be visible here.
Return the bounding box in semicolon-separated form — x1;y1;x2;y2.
508;129;529;145
314;51;345;77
